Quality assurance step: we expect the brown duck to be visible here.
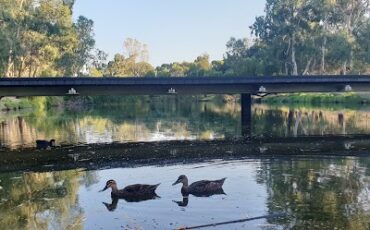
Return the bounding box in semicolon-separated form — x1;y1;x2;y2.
100;179;160;198
172;175;226;196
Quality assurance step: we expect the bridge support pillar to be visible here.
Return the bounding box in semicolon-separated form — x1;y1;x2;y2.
241;94;252;139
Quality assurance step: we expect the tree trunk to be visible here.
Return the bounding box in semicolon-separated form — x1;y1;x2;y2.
302;58;312;75
285;62;289;75
18;57;25;77
32;66;38;78
349;50;354;72
291;33;298;75
6;50;13;77
320;37;327;74
342;61;347;75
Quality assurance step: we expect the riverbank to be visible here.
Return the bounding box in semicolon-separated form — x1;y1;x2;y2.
260;92;367;105
0;95;233;112
2;93;370;113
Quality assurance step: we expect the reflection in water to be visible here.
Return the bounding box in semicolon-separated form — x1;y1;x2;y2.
253;104;370;137
257;157;370;229
3;99;370;228
3;99;370;149
173;196;189;207
172;189;226;208
1;158;370;229
0;97;240;149
102;193;160;212
0;169;94;229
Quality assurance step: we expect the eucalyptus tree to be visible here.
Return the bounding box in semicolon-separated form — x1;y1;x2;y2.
105;38;154;77
241;0;370;75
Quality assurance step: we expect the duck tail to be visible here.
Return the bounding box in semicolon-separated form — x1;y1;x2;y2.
219;178;227;185
151;183;160;191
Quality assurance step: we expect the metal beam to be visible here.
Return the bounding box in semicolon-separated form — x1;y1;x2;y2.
1;76;370;96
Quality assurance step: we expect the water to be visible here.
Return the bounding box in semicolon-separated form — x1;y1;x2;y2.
1;97;370;229
1;157;370;229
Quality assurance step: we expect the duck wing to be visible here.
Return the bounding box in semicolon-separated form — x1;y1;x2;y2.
189;178;226;194
122;183;160;195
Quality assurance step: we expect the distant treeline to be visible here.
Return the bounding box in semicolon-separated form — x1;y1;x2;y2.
2;0;370;78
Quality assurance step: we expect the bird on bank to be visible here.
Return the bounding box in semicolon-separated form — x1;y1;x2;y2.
172;175;226;196
36;139;56;149
100;179;160;198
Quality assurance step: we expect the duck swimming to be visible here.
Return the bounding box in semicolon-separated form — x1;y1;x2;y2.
172;175;226;196
36;139;55;149
100;179;160;198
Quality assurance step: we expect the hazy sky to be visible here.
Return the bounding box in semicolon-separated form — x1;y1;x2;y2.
73;0;266;66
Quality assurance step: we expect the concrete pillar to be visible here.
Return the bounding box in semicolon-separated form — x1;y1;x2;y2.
241;94;252;139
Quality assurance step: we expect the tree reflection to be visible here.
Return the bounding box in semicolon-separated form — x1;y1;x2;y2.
257;157;370;229
0;96;241;149
0;169;95;229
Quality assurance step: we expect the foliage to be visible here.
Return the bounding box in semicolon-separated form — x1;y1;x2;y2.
105;38;154;77
0;0;99;77
220;0;370;76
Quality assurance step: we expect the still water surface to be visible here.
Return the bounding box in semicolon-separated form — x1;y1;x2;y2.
2;97;370;149
1;157;370;229
1;97;370;229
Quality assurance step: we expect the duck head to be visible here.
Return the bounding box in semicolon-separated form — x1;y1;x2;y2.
100;179;117;192
172;175;188;186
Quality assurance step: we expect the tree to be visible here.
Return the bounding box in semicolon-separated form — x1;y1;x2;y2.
105;38;154;77
123;38;149;63
61;16;95;76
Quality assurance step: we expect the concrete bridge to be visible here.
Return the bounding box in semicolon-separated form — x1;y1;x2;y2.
1;75;369;138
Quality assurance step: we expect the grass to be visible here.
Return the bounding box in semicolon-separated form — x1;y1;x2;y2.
261;93;365;106
0;97;33;111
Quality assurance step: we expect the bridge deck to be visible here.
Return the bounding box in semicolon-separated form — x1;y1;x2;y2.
1;75;370;96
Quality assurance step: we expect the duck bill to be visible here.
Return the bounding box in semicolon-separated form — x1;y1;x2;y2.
99;185;108;192
172;180;180;186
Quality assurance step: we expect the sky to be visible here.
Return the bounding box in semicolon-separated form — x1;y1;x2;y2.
73;0;266;67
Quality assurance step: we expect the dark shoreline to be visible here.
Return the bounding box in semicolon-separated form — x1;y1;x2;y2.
2;135;370;173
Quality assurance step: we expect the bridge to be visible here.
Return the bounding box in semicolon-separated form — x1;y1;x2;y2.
0;75;370;96
1;75;369;138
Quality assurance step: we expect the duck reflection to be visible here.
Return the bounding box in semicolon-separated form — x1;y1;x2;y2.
173;196;189;207
103;193;160;212
172;188;226;207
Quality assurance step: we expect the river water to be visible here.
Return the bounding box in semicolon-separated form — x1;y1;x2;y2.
1;96;370;229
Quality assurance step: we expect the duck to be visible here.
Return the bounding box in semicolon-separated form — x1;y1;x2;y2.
100;179;160;198
172;175;226;196
36;139;56;149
